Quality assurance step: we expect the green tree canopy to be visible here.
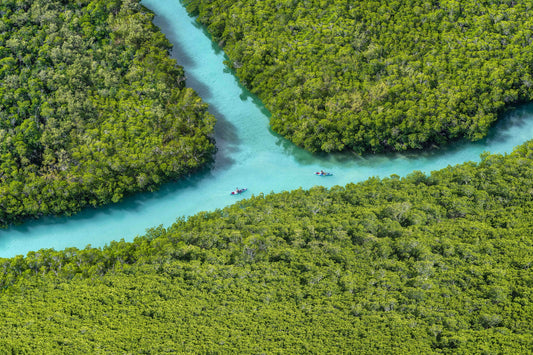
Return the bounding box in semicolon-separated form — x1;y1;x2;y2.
0;0;215;227
184;0;533;153
1;140;532;352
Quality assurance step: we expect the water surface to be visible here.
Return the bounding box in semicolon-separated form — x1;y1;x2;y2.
0;0;532;258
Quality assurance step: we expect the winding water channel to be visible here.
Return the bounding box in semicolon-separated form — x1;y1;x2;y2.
1;0;532;258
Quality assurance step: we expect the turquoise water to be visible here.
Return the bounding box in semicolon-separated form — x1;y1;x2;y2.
0;0;532;258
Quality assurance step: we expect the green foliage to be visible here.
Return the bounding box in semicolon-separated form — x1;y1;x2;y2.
0;0;215;227
1;141;532;352
184;0;533;153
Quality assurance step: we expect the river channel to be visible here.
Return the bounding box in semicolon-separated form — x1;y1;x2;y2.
0;0;532;258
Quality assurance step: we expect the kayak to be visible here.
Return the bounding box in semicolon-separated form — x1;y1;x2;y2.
314;172;333;176
230;188;247;195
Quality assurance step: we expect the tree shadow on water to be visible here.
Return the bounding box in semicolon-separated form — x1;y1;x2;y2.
483;103;532;145
210;104;240;170
151;12;196;69
150;9;240;169
183;73;213;101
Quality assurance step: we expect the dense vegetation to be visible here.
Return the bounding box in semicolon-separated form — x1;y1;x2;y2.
0;0;215;227
1;141;532;352
184;0;533;153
